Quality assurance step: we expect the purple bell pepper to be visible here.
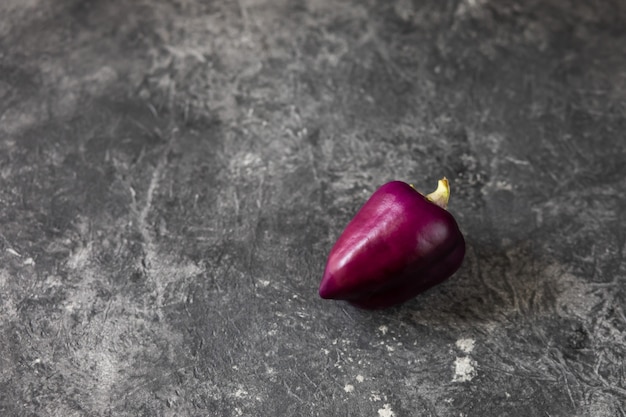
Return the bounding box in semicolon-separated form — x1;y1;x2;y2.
319;178;465;309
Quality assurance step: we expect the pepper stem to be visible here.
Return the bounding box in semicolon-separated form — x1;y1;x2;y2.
426;177;450;209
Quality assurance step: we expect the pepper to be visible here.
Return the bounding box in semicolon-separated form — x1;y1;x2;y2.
319;178;465;309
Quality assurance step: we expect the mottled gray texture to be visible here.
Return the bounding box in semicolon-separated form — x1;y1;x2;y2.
1;0;625;416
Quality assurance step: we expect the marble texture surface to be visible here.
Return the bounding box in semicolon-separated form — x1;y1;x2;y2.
1;0;625;416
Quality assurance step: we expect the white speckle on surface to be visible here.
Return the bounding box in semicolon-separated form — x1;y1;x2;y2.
455;0;488;18
370;393;382;402
505;392;511;398
23;257;35;266
234;388;248;398
322;348;330;355
378;403;395;417
67;243;93;270
356;375;364;383
494;180;513;190
344;384;354;393
258;279;270;287
6;248;21;257
378;325;388;335
456;338;475;354
385;345;395;352
453;356;477;382
229;152;264;177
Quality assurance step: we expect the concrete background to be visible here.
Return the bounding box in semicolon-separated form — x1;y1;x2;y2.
1;0;625;416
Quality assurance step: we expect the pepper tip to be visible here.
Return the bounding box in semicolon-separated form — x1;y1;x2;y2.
319;273;338;299
425;177;450;209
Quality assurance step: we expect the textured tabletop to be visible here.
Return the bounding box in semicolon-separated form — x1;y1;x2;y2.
1;1;625;416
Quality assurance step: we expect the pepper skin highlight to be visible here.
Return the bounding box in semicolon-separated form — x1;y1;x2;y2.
319;179;465;309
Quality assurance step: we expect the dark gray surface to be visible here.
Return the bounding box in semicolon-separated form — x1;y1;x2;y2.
1;0;626;416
